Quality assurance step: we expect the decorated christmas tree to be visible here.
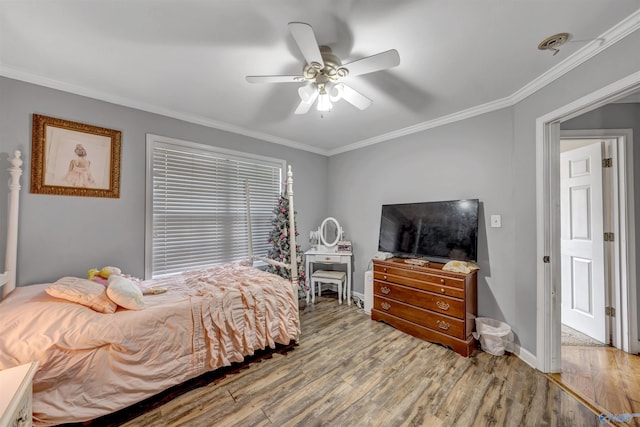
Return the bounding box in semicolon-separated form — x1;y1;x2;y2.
266;193;307;291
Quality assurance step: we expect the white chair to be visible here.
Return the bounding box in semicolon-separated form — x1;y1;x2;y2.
309;270;347;304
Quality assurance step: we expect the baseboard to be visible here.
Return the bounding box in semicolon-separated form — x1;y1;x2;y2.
513;344;538;369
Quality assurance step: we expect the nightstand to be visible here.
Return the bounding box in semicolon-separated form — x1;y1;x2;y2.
0;362;39;427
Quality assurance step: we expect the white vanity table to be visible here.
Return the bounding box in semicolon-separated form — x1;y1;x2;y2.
305;217;353;304
304;247;353;303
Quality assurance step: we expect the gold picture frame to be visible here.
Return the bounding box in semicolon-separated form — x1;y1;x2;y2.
30;114;122;198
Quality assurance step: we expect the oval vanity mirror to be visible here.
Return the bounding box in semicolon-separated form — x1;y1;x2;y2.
319;217;342;248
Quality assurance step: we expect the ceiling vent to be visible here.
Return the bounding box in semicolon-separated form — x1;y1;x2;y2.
538;33;570;56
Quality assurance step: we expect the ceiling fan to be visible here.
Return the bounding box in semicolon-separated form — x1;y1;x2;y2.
246;22;400;114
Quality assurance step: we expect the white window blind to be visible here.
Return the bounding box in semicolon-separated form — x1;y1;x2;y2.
146;135;283;278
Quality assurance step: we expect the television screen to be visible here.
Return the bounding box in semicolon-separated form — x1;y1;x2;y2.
378;199;479;262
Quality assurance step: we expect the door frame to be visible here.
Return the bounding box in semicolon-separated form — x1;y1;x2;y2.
536;71;640;373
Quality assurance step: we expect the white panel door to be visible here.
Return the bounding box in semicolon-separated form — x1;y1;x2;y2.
560;142;606;343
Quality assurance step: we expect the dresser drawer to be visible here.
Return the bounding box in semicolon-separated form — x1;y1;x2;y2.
373;271;464;299
374;263;465;289
315;254;342;263
373;280;464;318
374;296;465;339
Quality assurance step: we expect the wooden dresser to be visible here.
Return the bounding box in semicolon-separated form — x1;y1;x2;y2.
371;258;477;357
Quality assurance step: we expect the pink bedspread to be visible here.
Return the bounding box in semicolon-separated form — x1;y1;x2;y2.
0;264;300;426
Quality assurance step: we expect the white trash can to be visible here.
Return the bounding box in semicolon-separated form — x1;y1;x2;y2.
473;317;514;356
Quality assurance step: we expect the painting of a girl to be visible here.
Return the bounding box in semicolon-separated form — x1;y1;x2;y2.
32;114;121;197
63;144;96;187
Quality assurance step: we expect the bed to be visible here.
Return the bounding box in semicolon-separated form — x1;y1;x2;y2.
0;151;301;426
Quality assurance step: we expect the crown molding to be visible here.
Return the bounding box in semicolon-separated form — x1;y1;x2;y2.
2;8;639;158
0;65;328;156
327;96;513;156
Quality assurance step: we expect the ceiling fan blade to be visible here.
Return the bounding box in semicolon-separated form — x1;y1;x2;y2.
288;22;325;69
294;91;318;115
342;49;400;77
246;75;304;84
340;84;373;110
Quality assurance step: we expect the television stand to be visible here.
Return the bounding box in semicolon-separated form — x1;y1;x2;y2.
404;258;429;267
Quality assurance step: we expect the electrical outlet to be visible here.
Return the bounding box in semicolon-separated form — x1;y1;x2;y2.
490;215;502;228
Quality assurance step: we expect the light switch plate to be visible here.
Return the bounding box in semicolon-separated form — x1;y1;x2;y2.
491;214;502;228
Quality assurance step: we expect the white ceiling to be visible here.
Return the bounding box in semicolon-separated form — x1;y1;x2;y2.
2;1;639;155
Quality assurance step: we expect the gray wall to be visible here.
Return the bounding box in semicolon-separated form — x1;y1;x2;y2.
562;102;640;335
328;108;520;344
0;77;329;286
329;28;640;355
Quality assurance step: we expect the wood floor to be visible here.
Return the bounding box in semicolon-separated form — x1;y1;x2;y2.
548;345;640;427
124;296;602;427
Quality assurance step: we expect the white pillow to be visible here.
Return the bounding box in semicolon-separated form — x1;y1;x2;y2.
107;275;145;310
46;277;117;314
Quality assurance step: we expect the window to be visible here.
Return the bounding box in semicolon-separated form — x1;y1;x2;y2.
146;134;284;278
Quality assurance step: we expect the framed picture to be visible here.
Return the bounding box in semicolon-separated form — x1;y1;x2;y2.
30;114;122;198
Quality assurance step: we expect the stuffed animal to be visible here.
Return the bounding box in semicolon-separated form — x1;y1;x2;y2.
88;266;167;295
88;266;122;286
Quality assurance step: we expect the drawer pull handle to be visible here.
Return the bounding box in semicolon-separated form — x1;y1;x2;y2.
440;288;445;293
436;320;451;330
325;257;331;261
383;267;387;272
440;279;445;284
381;302;391;310
383;275;388;280
436;300;450;310
381;286;391;294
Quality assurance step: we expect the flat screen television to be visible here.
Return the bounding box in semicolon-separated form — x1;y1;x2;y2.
378;199;479;262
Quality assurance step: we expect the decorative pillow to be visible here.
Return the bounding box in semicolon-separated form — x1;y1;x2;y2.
442;260;480;274
107;275;145;310
46;277;117;314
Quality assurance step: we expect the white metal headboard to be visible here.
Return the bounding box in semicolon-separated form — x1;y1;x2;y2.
1;151;22;297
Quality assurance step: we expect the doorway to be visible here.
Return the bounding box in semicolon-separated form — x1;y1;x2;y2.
554;131;638;416
536;76;640;374
559;136;618;347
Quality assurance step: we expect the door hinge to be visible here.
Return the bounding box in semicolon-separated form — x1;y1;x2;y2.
605;306;616;317
604;232;615;242
602;158;613;168
543;256;550;263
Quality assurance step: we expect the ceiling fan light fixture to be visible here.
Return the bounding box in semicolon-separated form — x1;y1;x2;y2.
298;84;317;103
316;84;332;111
246;22;400;115
329;83;344;102
316;95;332;112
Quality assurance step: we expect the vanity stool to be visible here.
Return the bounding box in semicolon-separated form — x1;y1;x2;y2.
310;270;347;304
